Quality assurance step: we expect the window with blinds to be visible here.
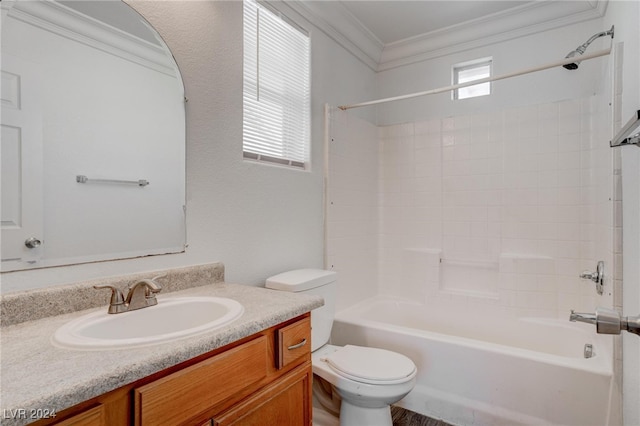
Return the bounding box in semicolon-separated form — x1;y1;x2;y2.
243;0;310;169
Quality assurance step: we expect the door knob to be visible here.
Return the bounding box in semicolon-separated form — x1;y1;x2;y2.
24;237;42;249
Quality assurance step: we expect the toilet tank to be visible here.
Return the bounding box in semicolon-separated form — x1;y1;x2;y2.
265;269;336;351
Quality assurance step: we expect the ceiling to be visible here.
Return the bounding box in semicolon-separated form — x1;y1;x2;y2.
339;1;532;45
60;0;161;45
288;0;609;71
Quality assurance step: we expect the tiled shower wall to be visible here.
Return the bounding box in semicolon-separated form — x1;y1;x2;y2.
328;96;615;319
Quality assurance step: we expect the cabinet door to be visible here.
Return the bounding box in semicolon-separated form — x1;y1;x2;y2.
212;363;312;426
134;336;268;426
53;405;105;426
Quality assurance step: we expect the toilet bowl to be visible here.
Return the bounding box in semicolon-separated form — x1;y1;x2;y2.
313;344;417;426
265;269;417;426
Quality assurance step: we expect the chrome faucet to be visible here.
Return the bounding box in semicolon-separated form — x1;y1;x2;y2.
570;311;596;325
570;307;640;336
126;279;162;310
94;277;163;314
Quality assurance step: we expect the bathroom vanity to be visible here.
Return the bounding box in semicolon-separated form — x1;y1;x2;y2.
0;265;322;426
40;315;311;426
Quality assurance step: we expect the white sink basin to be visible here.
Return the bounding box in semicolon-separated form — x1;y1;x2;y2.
52;297;244;350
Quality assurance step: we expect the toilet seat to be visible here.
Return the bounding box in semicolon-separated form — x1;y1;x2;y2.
323;345;416;385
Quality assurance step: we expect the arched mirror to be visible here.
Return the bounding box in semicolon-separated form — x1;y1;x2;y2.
1;0;186;272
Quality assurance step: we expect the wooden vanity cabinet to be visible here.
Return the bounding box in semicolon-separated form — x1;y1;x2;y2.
36;314;312;426
134;335;271;425
211;363;311;426
49;405;106;426
34;387;130;426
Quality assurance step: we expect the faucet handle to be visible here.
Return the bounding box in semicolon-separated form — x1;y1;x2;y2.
579;261;604;295
146;279;163;293
93;285;124;303
93;285;126;314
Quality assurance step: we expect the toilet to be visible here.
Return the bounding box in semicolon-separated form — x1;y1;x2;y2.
266;269;417;426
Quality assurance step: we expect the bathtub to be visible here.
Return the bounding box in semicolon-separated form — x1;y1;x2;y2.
331;296;614;426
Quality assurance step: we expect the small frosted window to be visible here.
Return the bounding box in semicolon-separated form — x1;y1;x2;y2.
453;59;491;100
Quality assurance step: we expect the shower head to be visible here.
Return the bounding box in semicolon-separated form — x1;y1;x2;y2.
563;51;580;70
563;25;614;70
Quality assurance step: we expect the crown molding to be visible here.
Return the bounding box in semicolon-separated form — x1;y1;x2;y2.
287;0;608;73
377;0;609;71
273;0;383;71
4;0;177;77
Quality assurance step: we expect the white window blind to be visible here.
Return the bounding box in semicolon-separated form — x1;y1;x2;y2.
243;0;310;168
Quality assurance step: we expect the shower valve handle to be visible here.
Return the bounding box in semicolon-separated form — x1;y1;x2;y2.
579;261;604;295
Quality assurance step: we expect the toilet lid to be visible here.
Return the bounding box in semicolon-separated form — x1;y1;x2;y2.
324;345;416;385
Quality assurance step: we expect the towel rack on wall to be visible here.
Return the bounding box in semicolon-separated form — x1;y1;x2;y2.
76;175;150;187
610;110;640;148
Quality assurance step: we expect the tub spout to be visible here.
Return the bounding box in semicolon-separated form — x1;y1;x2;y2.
570;310;596;325
570;307;640;336
570;308;619;334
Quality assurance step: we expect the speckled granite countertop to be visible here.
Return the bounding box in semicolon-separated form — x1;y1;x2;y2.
0;268;323;426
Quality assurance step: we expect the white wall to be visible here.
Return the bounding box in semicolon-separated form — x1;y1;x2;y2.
375;20;608;125
604;2;640;425
620;138;640;426
326;108;379;311
1;0;376;293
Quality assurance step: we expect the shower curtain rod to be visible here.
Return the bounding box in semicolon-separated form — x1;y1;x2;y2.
338;47;611;111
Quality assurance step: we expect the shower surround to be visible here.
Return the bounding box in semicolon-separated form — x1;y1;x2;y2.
325;96;617;424
327;96;614;318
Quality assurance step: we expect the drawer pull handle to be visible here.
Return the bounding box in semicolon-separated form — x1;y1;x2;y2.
288;338;307;350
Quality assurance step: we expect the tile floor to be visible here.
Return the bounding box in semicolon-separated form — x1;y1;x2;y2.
391;406;455;426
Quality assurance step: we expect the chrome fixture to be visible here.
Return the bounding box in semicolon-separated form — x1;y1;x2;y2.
570;307;640;336
94;284;127;314
583;343;594;359
76;174;149;187
610;110;640;148
563;26;614;70
580;261;604;295
288;338;308;351
94;277;163;314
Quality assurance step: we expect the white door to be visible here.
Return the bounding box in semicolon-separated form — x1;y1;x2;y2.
1;53;44;268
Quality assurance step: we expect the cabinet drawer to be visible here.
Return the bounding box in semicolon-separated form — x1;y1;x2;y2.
134;336;268;425
276;317;311;369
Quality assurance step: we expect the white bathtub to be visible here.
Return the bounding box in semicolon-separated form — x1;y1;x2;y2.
331;297;614;426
